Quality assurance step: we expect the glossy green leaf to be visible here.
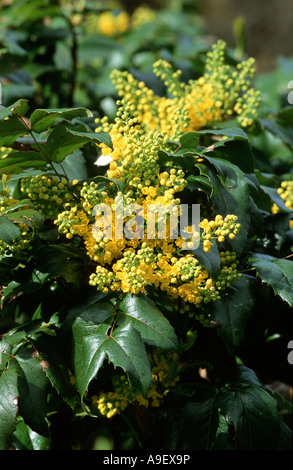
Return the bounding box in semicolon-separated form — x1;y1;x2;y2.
30;107;93;133
248;253;293;307
217;366;281;450
203;158;251;254
0;99;29;120
198;127;255;173
0;215;21;244
31;335;77;409
36;244;88;287
119;293;179;350
0;361;19;450
0;150;47;174
208;276;255;353
73;316;152;400
12;418;50;450
192;238;220;277
0;116;28;146
15;346;49;437
165;366;284;450
44;124;112;163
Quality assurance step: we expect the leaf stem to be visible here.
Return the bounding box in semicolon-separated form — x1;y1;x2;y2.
17;115;67;180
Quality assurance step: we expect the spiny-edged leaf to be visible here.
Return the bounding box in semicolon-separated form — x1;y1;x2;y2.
6;208;44;229
1;199;32;214
0;340;12;372
92;175;125;193
0;360;19;450
165;383;219;450
198;127;255;173
30;107;93;133
259;109;293;150
0;215;21;244
0;116;28;146
207;275;255;353
62;297;115;332
192;238;220;277
73;316;152;399
0;150;47;174
44;124;112;163
186;173;212;196
12;418;50;450
119;293;179;350
31;334;77;409
217;366;281;450
179;132;200;149
248;253;293;307
0;99;29;120
36;244;88;287
203;158;251;254
15;345;49;437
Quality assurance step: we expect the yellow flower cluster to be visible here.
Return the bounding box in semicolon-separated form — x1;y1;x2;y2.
272;180;293;228
91;350;179;419
0;182;33;260
108;40;261;137
20;175;74;219
86;5;156;37
86;10;130;37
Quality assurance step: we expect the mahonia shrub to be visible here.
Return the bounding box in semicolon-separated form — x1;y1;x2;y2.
0;39;292;451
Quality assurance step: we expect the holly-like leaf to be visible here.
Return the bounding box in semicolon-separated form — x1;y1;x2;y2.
30;107;93;133
248;253;293;307
203;158;251;254
0;150;47;174
0;116;28;147
0;99;29;120
73;316;152;400
119;293;179;350
198;127;255;173
0;361;19;450
36;244;89;287
192;238;221;277
12;418;50;450
44;124;112;163
216;366;281;450
15;345;49;437
207;275;255;353
165;366;285;450
0;215;21;244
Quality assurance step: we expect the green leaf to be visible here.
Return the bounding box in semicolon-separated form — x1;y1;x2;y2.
30;107;93;133
165;383;219;450
36;244;88;287
73;316;152;400
0;361;19;450
197;127;255;173
217;366;281;450
203;158;251;254
12;418;50;450
0;215;21;244
260;108;293;150
207;276;255;353
0;150;47;174
165;366;285;450
192;238;220;277
31;334;77;409
0;99;29;120
0;116;28;146
0;340;12;371
6;208;44;229
248;253;293;307
44;124;112;163
119;293;179;350
15;345;49;437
